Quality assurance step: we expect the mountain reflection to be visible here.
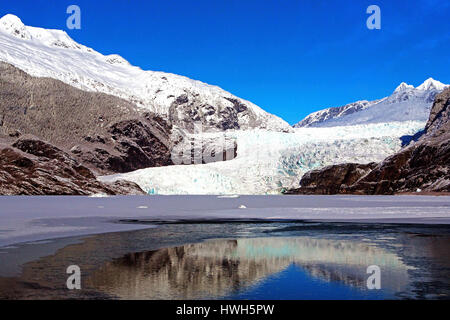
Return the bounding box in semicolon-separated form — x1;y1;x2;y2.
86;237;410;299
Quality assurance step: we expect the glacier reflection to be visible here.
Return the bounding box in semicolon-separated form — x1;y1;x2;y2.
86;237;410;299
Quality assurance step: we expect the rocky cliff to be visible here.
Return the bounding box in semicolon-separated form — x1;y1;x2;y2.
287;88;450;195
0;62;174;175
0;136;145;195
284;162;377;195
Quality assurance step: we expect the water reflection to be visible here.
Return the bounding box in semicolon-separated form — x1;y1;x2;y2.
86;237;410;299
1;222;449;300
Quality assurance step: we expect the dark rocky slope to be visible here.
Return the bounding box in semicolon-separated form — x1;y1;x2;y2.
0;62;173;175
0;136;145;195
285;163;377;195
0;62;239;194
287;88;450;195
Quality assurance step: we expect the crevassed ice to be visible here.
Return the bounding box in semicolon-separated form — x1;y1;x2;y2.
99;121;425;195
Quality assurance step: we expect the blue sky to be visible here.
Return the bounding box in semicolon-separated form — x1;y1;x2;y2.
1;0;449;124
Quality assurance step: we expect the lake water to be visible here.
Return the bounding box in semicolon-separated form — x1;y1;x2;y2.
1;220;449;300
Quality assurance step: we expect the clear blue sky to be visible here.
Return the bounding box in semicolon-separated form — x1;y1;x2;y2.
1;0;449;124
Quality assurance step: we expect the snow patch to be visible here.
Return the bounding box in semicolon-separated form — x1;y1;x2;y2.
394;82;414;93
416;77;448;91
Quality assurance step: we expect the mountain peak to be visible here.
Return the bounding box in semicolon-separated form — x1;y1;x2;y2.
0;14;292;132
0;14;30;39
394;82;414;93
0;14;23;26
0;14;83;50
416;78;448;91
105;54;130;66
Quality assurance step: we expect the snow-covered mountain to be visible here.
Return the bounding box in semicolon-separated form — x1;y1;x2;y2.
294;79;449;128
0;14;441;195
0;14;291;132
98;77;438;195
293;99;382;128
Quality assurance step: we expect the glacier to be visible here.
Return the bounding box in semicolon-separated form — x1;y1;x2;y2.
100;121;425;195
0;14;441;195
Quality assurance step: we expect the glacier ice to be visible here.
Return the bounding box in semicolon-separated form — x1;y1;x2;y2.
99;121;426;195
0;14;439;195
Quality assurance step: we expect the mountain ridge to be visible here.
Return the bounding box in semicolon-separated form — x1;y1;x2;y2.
0;14;292;133
294;79;449;128
287;87;450;195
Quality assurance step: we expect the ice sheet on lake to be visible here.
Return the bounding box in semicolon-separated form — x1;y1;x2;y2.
0;195;449;247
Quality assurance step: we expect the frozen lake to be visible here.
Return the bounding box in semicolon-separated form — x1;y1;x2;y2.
0;219;449;299
0;195;449;299
1;195;450;247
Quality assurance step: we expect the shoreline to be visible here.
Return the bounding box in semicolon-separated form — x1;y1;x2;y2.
396;192;450;196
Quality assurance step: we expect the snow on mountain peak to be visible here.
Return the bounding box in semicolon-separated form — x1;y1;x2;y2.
393;78;448;94
0;14;83;49
0;14;23;26
394;82;414;93
105;54;131;66
295;78;449;128
0;14;291;132
416;78;448;91
0;14;30;39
